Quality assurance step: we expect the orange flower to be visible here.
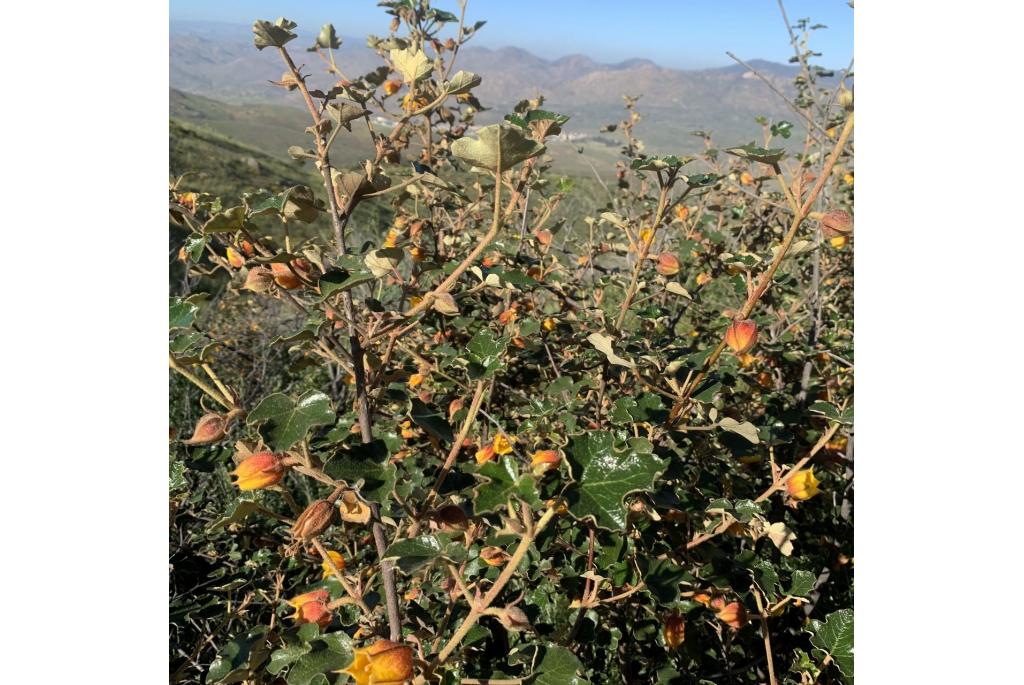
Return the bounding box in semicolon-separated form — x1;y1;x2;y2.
287;589;332;629
498;308;517;325
737;352;757;368
716;601;748;629
739;171;754;186
673;204;690;221
226;247;245;268
320;551;346;580
340;640;413;685
534;229;553;246
271;262;302;289
407;373;425;389
695;272;711;286
475;443;496;465
232;452;287;491
724;319;758;355
655;253;680;276
383;230;400;248
786;468;821;501
663;613;686;650
383;79;402;96
530;450;561;476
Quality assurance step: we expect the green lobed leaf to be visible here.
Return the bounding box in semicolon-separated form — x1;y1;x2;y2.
473;458;540;514
725;142;786;164
247;391;335;451
809;608;854;682
410;398;454;444
451;124;546;171
253;18;298;50
207;627;269;683
788;570;817;597
530;644;591;685
566;432;665;531
322;440;396;504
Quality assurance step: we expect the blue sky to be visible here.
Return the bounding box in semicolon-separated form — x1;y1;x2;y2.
169;0;853;69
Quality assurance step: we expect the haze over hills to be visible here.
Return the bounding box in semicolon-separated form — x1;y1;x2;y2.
170;20;833;154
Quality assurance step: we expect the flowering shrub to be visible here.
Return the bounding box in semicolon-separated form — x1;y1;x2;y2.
169;3;853;684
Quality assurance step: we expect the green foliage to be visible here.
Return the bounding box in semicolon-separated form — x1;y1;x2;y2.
170;3;854;684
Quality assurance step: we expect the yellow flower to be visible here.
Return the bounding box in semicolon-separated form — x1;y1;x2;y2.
320;551;346;580
226;247;245;268
231;452;287;491
787;468;821;501
843;173;854;186
493;433;514;455
826;126;838;139
695;272;711;286
542;318;557;332
639;228;654;245
340;640;413;685
383;230;399;248
407;373;425;389
738;352;758;368
830;235;848;249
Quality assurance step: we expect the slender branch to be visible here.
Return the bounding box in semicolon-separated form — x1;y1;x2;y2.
169;354;233;410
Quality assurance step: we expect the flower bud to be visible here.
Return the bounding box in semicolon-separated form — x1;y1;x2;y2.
725;319;758;354
243;266;276;293
383;79;402;96
495;605;532;632
530;450;561;476
183;413;228;446
320;550;346;580
716;601;748;629
655;253;680;276
292;500;336;540
340;640;413;685
231;452;287;490
820;210;853;238
786;468;821;501
663;613;686;650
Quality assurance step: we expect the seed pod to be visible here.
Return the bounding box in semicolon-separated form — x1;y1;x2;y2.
496;605;532;632
183;413;228;446
292;500;335;540
820;210;853;237
243;266;275;293
724;319;758;354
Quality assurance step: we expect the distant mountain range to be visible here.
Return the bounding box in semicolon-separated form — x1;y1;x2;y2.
170;20;836;154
